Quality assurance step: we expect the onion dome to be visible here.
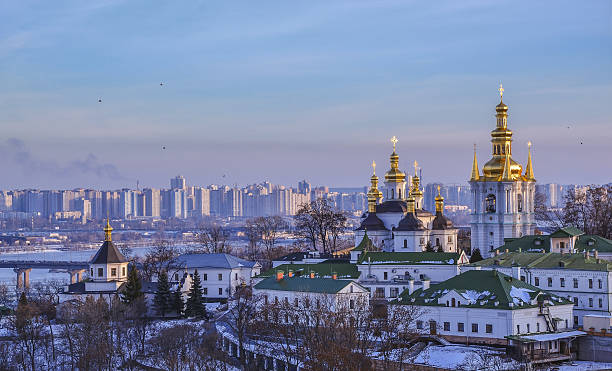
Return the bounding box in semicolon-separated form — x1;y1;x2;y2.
356;212;387;231
432;188;454;230
394;212;425;231
385;136;406;183
367;161;383;212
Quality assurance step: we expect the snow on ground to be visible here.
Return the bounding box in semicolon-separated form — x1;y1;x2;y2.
411;344;519;370
549;361;612;370
510;286;534;305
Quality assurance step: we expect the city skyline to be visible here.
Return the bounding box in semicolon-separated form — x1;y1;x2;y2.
1;1;611;189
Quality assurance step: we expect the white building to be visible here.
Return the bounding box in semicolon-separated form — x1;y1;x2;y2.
354;141;458;253
170;253;261;300
399;270;582;362
351;236;469;299
253;271;369;314
466;251;612;327
469;85;536;258
60;220;130;302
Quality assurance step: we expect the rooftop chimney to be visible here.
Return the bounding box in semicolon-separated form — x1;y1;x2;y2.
408;279;415;295
422;277;430;290
276;270;284;281
310;271;315;279
594;250;599;259
332;272;338;280
288;270;294;278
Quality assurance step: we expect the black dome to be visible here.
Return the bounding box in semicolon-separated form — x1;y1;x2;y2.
356;212;387;231
394;212;425;231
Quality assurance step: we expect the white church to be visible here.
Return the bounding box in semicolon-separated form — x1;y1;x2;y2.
354;137;458;254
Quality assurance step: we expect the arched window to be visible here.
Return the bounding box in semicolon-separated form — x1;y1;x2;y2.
485;194;496;213
436;238;440;246
403;239;408;248
452;298;456;307
391;189;394;199
517;193;523;212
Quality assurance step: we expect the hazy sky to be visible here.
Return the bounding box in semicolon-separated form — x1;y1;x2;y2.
1;0;610;190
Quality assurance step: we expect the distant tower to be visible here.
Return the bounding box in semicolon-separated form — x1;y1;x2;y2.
171;175;186;190
469;85;536;258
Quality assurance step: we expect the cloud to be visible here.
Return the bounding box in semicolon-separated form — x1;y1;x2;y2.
0;138;127;181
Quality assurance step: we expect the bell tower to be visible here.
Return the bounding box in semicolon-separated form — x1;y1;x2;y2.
469;85;536;258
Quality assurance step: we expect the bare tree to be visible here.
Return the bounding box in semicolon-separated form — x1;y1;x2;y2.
222;286;262;368
254;216;287;263
294;198;348;254
196;221;233;254
563;185;611;239
534;190;564;230
244;218;262;261
140;238;181;281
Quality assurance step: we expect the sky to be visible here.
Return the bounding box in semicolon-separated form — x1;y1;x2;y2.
0;0;610;190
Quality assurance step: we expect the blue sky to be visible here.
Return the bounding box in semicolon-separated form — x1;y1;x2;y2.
0;0;610;189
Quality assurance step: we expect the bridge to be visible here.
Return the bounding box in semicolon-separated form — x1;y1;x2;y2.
0;260;89;289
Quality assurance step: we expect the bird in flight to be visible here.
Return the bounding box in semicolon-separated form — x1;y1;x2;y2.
160;82;164;86
98;98;102;103
162;146;166;150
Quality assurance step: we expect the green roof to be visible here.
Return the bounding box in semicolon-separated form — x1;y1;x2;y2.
397;270;572;310
357;251;464;265
471;252;612;272
353;232;375;252
256;262;361;279
254;276;358;294
495;233;612;253
550;227;585;238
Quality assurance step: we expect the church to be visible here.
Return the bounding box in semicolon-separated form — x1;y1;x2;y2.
469;85;536;258
354;137;458;253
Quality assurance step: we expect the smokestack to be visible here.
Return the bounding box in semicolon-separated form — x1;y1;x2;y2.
276;270;284;281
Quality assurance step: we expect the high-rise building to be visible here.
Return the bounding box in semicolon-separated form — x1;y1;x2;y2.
298;180;311;194
144;188;161;217
169;189;187;218
192;187;210;217
171;175;186;190
470;86;536;258
224;188;243;217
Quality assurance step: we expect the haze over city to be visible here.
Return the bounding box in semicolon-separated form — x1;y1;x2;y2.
1;0;611;190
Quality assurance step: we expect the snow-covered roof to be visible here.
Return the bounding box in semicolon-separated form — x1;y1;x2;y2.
172;253;258;269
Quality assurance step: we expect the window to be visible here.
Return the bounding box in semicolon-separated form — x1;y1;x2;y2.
537;323;540;332
599;298;603;308
203;287;208;295
486;324;493;333
235;273;238;280
458;322;464;332
218;274;223;281
527;324;530;333
560;278;565;287
574;316;578;326
485;194;496;213
435;238;440;246
98;268;103;277
574;278;578;288
111;268;117;277
420;237;425;245
517;193;523;212
390;288;399;298
573;297;578;306
548;277;553;287
203;273;208;281
472;323;478;333
560;241;565;249
284;297;289;305
416;321;423;329
443;322;450;331
517;325;520;334
599;279;603;289
294;298;298;306
264;295;268;305
90;268;93;276
403;240;407;248
448;236;453;243
350;299;355;309
218;287;223;295
384;272;388;280
122;267;126;276
535;277;539;286
451;298;456;307
589;298;593;307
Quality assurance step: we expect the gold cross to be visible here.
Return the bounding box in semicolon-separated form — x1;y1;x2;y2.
413;160;418;175
527;141;532;148
390;136;398;152
499;83;504;100
372;160;376;175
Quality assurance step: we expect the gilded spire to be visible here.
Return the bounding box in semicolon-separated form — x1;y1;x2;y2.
406;195;416;213
367;161;383;212
104;218;113;242
525;141;535;181
470;144;480;181
499;83;504;101
435;185;444;214
501;144;513;181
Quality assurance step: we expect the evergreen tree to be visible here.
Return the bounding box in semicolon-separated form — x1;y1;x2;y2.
121;265;143;305
436;245;444;253
425;241;435;252
470;248;484;263
172;287;184;317
185;269;207;318
153;270;171;317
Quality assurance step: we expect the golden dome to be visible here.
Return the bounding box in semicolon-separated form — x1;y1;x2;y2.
385;136;406;183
